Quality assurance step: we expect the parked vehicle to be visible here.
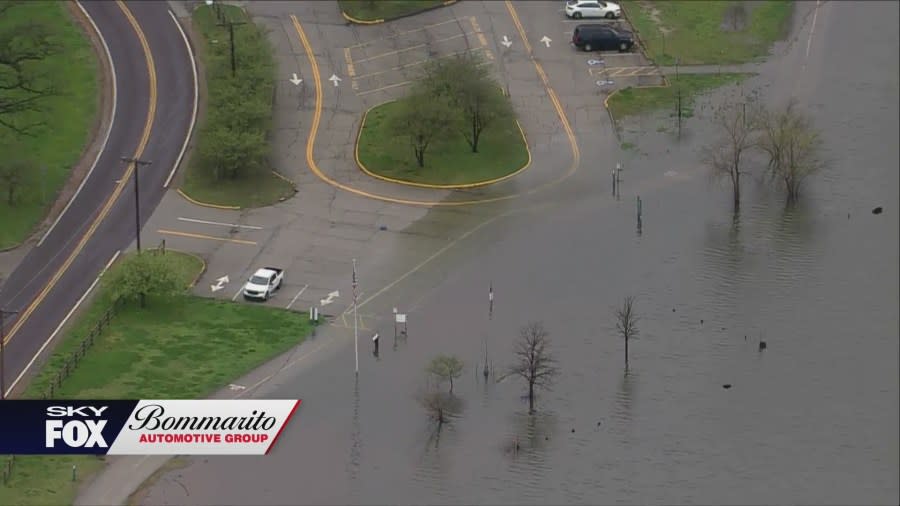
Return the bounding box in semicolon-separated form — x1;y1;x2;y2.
571;24;634;52
243;267;284;301
565;0;622;20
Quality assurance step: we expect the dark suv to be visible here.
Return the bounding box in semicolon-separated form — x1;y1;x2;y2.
572;24;635;52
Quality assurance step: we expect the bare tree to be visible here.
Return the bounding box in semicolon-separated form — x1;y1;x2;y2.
756;99;826;203
723;2;748;31
702;102;756;213
417;387;462;428
507;321;559;414
614;296;639;370
0;0;61;134
425;354;464;394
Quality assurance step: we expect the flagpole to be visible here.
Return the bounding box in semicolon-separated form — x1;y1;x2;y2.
353;259;359;375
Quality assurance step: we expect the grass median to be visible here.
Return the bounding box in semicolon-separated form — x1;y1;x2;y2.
338;0;446;22
357;100;529;186
0;251;314;506
0;1;98;249
607;73;749;121
622;0;792;65
179;4;294;209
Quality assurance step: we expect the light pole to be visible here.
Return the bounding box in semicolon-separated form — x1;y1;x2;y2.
1;309;20;400
121;157;152;252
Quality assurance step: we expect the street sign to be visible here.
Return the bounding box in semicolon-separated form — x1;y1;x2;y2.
395;314;406;323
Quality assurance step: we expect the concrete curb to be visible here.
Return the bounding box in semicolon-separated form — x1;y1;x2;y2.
340;0;457;25
354;101;533;190
175;188;241;210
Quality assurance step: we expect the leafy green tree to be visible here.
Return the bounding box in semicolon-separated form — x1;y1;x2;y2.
390;90;455;168
423;53;514;153
197;124;267;180
103;252;185;308
426;354;464;393
0;158;34;205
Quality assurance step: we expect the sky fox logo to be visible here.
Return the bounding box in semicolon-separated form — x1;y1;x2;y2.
45;406;109;448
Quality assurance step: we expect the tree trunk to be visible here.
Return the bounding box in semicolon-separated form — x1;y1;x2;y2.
415;147;425;168
528;381;534;414
625;335;629;368
732;171;741;212
470;115;480;153
449;376;453;394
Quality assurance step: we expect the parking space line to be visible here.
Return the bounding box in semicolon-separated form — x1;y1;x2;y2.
286;284;309;310
177;217;263;230
343;47;356;77
156;229;257;245
346;18;461;49
231;284;243;301
469;16;488;47
353;32;475;63
353;46;487;79
357;80;413;96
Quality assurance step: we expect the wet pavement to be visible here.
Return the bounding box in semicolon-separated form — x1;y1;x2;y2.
134;1;898;505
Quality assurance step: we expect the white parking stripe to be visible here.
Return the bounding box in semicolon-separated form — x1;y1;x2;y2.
177;217;263;230
286;284;309;310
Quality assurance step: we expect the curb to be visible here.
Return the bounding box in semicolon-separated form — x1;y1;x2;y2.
176;188;241;210
269;170;298;191
340;0;457;25
355;101;533;190
170;249;207;289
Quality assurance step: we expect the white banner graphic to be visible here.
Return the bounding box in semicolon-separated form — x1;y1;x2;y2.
107;399;301;455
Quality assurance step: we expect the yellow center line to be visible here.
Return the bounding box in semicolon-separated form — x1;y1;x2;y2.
156;229;258;246
4;0;157;345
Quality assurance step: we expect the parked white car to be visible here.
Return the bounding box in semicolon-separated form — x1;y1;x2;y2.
242;267;284;301
565;0;622;20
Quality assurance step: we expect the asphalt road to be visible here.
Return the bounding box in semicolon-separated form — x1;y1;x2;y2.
0;1;197;397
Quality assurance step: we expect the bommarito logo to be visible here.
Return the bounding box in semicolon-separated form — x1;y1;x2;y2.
129;404;278;432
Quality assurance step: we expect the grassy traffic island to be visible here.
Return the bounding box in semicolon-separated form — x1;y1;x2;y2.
0;1;99;249
0;250;314;506
179;4;294;209
357;99;529;187
622;0;793;65
338;0;449;23
606;73;749;121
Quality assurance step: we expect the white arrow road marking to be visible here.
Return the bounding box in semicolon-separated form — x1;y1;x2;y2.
210;275;230;292
290;73;302;85
501;35;512;48
320;290;340;306
329;74;342;87
541;36;552;47
286;284;309;310
228;384;246;391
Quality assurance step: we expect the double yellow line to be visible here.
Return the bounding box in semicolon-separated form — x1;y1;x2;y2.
3;1;157;346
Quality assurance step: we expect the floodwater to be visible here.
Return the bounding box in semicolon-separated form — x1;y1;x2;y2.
141;2;898;505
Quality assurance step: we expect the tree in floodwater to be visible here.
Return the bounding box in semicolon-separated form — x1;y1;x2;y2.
755;98;827;204
506;321;559;414
703;101;756;214
614;296;639;370
425;354;464;394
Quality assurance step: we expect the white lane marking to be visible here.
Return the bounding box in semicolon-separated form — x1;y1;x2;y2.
164;9;200;189
231;283;244;301
286;284;308;310
177;217;263;230
4;250;121;397
805;0;821;60
38;1;119;247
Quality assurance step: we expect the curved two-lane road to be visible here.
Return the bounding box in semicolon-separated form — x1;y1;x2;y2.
0;0;197;396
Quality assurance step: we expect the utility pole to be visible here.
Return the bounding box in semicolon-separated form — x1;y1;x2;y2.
218;19;246;78
1;309;20;400
121;157;152;252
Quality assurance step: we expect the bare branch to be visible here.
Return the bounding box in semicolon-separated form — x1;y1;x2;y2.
703;101;757;212
509;321;559;413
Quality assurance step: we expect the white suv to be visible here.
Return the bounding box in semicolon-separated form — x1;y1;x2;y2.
565;0;622;20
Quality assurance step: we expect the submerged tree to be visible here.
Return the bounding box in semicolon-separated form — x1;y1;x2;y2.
425;354;464;394
507;321;559;414
703;101;756;214
756;98;826;204
614;296;639;370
